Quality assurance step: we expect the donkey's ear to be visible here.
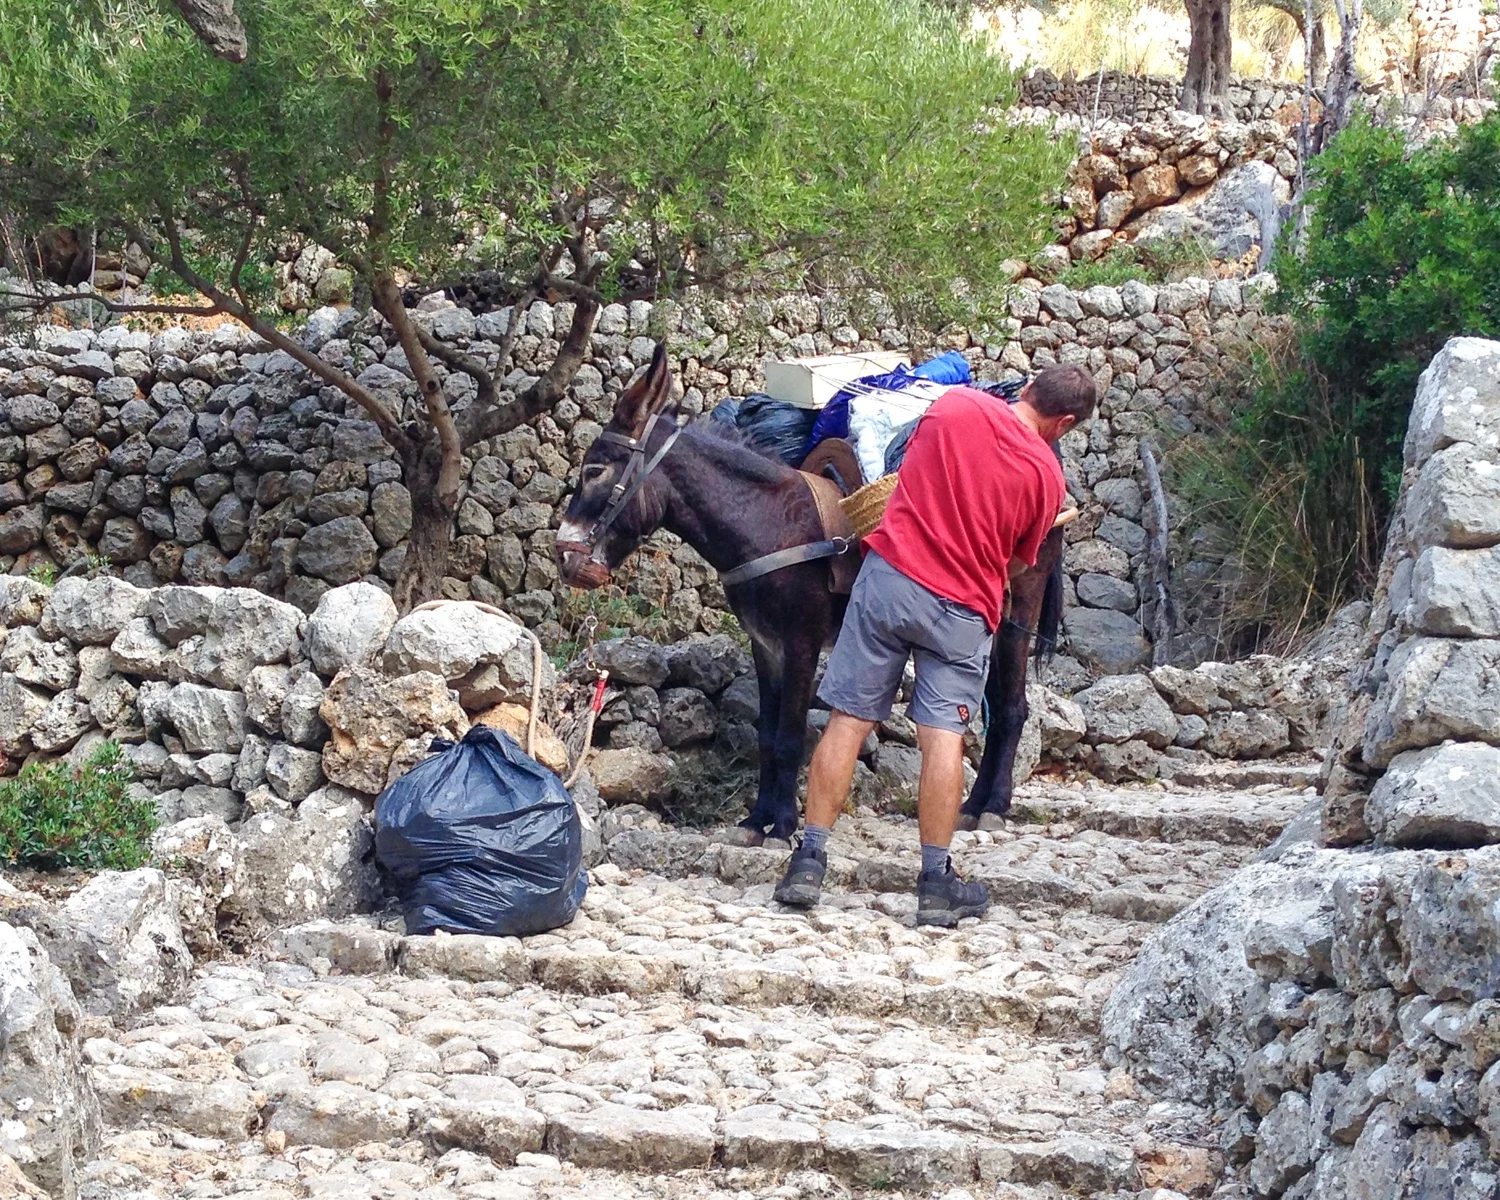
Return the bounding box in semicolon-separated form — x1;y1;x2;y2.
611;342;672;435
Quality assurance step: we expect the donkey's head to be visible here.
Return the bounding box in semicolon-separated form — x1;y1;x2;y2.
555;342;679;589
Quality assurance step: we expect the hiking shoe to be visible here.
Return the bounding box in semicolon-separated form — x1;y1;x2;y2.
773;842;827;908
916;860;990;926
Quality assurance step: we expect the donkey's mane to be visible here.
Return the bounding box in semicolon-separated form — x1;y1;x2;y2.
685;416;792;483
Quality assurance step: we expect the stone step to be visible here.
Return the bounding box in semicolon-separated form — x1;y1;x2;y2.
604;820;1248;924
271;908;1122;1038
86;956;1188;1197
1009;781;1311;847
1159;760;1323;793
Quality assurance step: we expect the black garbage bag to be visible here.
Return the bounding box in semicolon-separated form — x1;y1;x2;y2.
736;393;816;466
706;397;742;430
374;725;587;937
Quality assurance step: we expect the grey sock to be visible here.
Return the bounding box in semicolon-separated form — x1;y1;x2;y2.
921;843;949;875
801;823;831;854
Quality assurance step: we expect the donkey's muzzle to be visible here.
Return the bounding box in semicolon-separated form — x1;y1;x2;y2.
555;540;611;589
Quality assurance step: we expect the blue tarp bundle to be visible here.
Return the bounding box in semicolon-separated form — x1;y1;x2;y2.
803;351;971;459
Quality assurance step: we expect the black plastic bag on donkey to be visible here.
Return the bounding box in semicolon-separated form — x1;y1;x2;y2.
375;725;587;936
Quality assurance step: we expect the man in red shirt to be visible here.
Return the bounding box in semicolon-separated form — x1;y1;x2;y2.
775;364;1097;925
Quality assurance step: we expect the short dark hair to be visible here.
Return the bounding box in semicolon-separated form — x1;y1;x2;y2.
1028;364;1097;423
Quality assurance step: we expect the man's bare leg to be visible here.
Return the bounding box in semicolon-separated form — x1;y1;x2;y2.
914;724;966;850
773;709;874;907
913;723;990;926
804;710;877;831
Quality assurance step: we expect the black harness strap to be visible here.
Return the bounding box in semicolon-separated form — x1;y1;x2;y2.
585;413;682;546
718;537;854;588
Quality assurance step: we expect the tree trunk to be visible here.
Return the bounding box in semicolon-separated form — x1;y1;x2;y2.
1310;18;1329;87
1182;0;1234;117
1313;0;1363;154
393;447;453;613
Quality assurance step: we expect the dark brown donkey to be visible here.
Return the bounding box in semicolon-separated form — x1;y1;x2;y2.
556;344;1065;841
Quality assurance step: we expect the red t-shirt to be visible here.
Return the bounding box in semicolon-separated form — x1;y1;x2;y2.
862;386;1065;631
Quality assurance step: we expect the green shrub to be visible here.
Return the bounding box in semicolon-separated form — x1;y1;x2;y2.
0;742;153;871
1172;111;1500;639
1055;234;1217;289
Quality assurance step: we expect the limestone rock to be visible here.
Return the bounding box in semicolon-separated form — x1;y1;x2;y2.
588;637;670;687
589;748;672;803
1063;607;1152;675
28;689;95;753
1406;442;1500;550
1200;709;1292;759
41;576;149;645
1366;739;1500;849
472;704;570;775
93;1065;256;1139
319;667;467;795
382;601;553;697
1403;336;1500;471
545;1103;714;1173
1401;847;1500;1002
1076;675;1178;748
238;785;378;926
1150;664;1230;715
164;682;247;752
304;582;397;677
1410;545;1500;638
296;515;378;585
0;627;77;692
150;816;253;953
1368;636;1500;768
0;577;51;627
0;674;50;757
1103;845;1367;1109
1030;683;1087;754
147;585;222;646
191;588;304;688
0;922;100;1200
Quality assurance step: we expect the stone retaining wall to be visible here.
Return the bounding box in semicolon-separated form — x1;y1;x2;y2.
1102;336;1500;1199
0;281;1285;671
1019;70;1303;123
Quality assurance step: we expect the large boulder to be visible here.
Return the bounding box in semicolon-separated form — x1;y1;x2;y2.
190;588;305;688
41;576;149;646
238;785;379;926
1102;844;1377;1110
1;871;191;1020
1366;742;1500;849
150;817;254;954
1075;675;1178;749
1062;607;1152;675
382;601;553;697
1198;709;1292;759
304;583;398;677
0;675;50;758
588;637;670;688
0;627;78;692
319;667;467;795
0;921;101;1198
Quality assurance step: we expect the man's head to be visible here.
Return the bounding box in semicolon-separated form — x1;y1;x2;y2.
1017;364;1097;444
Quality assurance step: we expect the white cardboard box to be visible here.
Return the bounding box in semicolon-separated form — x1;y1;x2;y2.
763;350;911;410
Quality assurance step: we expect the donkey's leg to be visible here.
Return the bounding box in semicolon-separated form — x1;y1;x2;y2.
738;637;785;841
962;566;1047;820
962;624;1032;820
765;620;824;841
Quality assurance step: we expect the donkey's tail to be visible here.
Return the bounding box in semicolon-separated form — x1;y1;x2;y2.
1034;554;1064;661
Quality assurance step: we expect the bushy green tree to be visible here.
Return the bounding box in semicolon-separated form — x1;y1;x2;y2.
0;0;1068;606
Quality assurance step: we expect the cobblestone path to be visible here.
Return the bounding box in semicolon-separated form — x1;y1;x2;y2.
79;773;1315;1200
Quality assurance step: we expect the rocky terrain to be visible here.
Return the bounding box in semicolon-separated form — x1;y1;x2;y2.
2;770;1317;1200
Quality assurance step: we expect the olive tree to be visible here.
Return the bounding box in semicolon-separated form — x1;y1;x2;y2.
0;0;1068;608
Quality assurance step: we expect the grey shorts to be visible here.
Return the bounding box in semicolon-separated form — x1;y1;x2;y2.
818;552;992;735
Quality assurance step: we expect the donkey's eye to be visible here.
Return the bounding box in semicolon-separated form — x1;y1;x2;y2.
582;464;609;483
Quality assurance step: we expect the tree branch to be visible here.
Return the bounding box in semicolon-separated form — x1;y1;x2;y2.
150;213;414;456
460;295;598;447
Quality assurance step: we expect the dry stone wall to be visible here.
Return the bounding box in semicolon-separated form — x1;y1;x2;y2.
1019;69;1304;123
1103;337;1500;1200
0;281;1285;672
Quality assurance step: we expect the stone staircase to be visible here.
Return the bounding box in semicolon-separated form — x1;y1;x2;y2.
74;777;1314;1200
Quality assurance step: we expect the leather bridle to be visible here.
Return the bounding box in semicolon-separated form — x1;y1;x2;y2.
556;410;682;566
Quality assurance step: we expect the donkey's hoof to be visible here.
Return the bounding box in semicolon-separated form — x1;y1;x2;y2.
976;811;1009;833
955;813;980;833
